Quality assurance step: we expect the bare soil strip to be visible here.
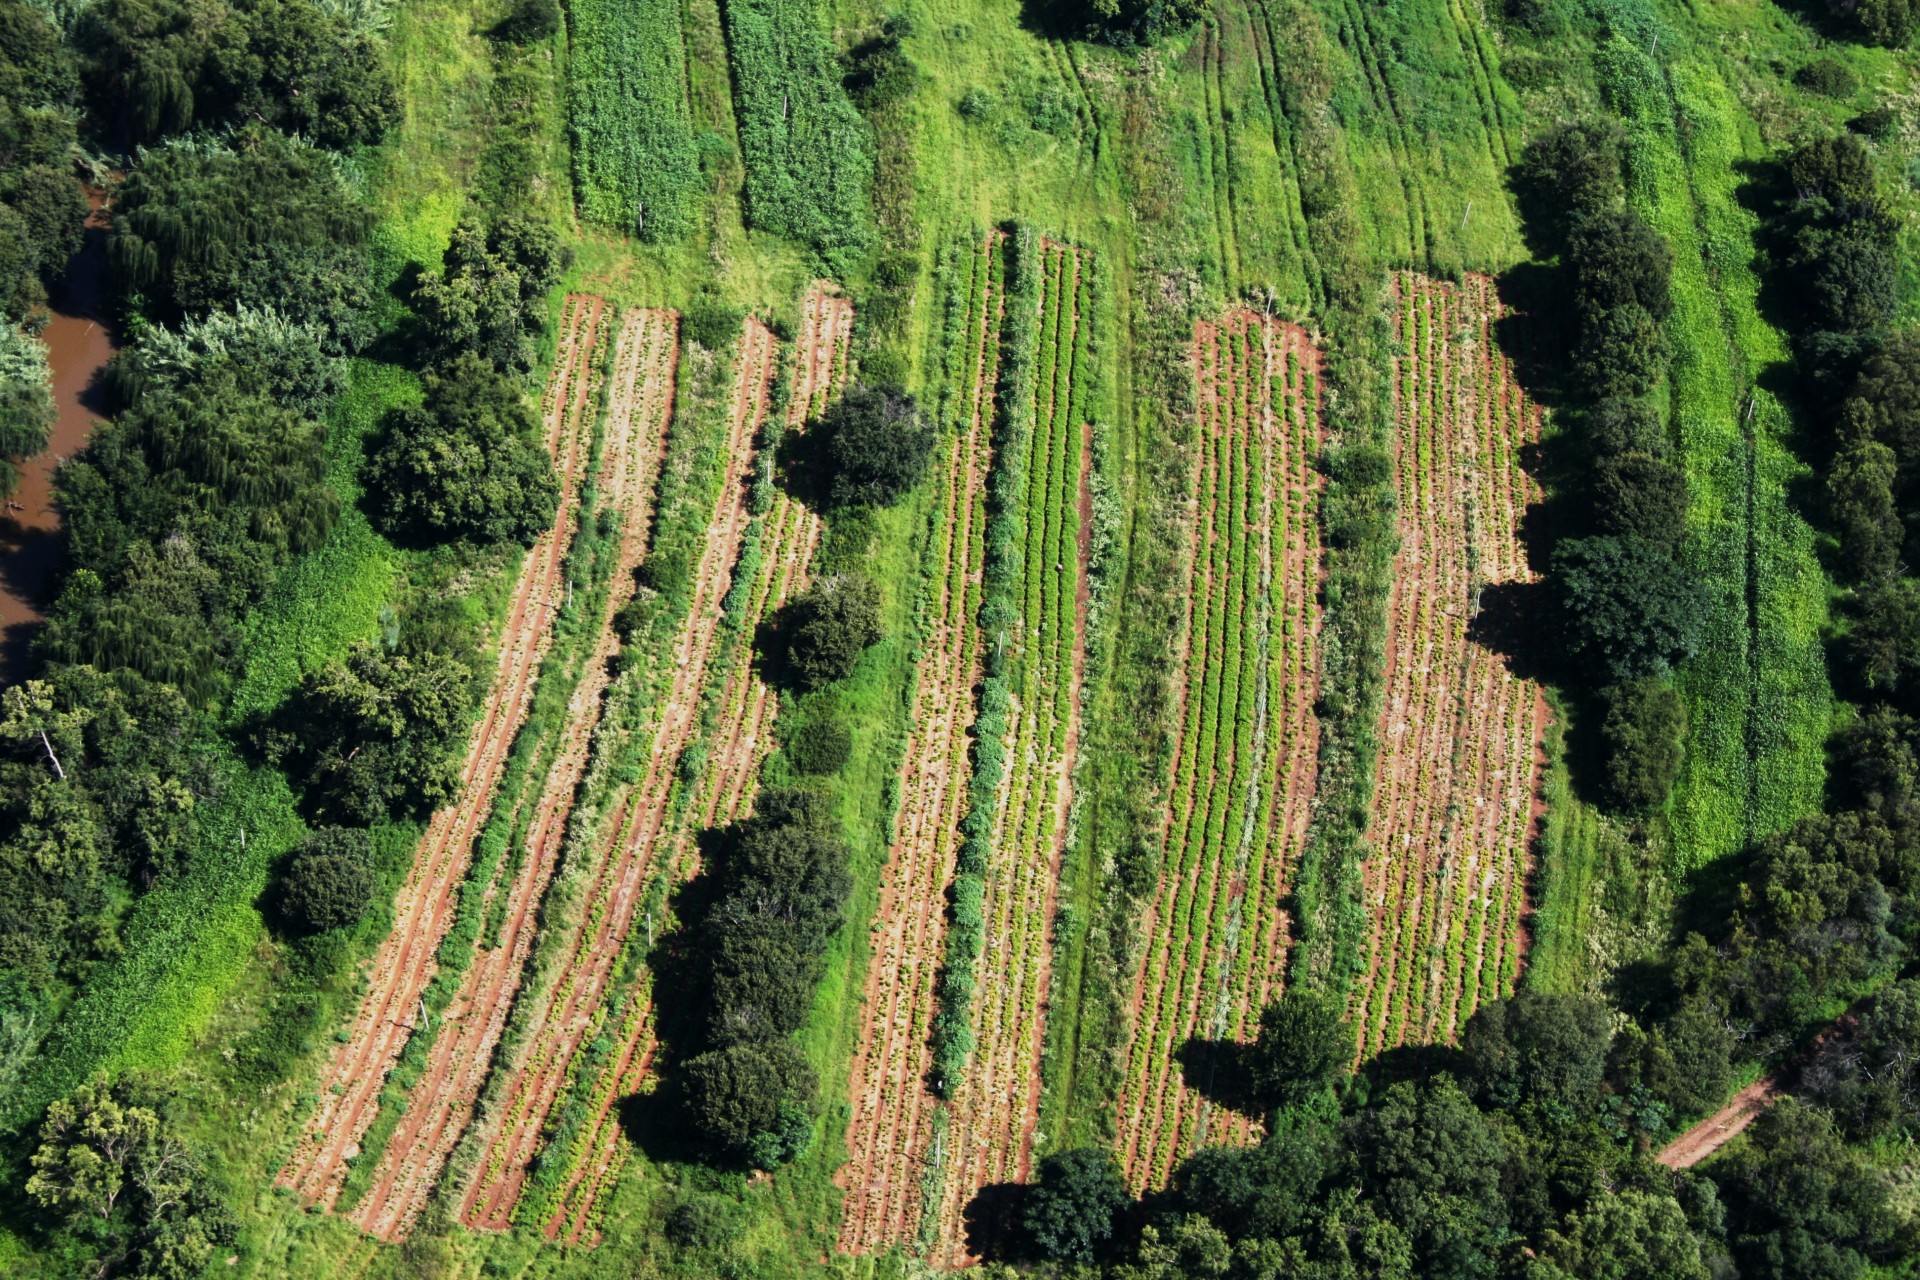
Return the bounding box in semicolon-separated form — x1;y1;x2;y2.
274;294;609;1209
542;286;854;1246
1354;273;1545;1058
837;234;1005;1255
927;241;1092;1264
1657;1079;1779;1169
347;309;682;1241
1115;309;1325;1192
458;318;779;1231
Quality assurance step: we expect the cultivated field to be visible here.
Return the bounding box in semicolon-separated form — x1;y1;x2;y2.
344;309;682;1241
1115;308;1325;1191
275;294;609;1210
458;316;779;1233
1354;272;1545;1056
838;232;1006;1255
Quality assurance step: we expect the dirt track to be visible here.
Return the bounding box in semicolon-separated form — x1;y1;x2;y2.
274;294;608;1210
458;317;779;1233
1657;1079;1779;1169
345;309;681;1241
837;235;1004;1255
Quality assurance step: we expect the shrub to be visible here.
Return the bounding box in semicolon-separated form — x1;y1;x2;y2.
843;15;917;112
1796;56;1861;99
785;717;852;776
1024;1148;1129;1263
493;0;560;41
1598;677;1686;812
773;573;883;690
812;383;934;508
665;1193;743;1251
278;826;375;934
1552;535;1706;684
367;352;559;546
682;295;744;352
1831;0;1919;47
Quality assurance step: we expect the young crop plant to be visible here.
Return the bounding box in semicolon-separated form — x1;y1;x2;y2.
1353;274;1546;1059
1114;308;1326;1192
566;0;700;240
273;296;608;1214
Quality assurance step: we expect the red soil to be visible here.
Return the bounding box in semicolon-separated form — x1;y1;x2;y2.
1657;1078;1779;1169
456;317;778;1232
1353;273;1545;1058
837;235;1005;1256
346;309;682;1241
1115;310;1326;1192
275;294;609;1209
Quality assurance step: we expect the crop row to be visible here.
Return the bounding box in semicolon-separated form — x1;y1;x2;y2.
1115;308;1326;1191
838;231;1007;1254
1353;273;1543;1057
566;0;700;240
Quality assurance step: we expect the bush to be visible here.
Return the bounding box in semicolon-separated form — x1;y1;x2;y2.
843;15;917;113
683;295;744;352
665;1193;743;1251
785;717;852;776
1024;1148;1129;1263
278;826;374;934
1832;0;1919;47
492;0;559;41
367;352;559;546
1552;536;1706;684
812;383;934;509
1796;56;1862;98
773;573;883;690
1598;677;1686;812
1040;0;1205;47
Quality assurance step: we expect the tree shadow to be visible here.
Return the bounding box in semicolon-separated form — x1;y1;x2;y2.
1466;578;1555;686
961;1180;1029;1263
1173;1036;1260;1116
1494;262;1573;410
1359;1040;1468;1092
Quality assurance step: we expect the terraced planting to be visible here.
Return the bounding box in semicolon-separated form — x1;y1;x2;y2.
458;317;780;1233
345;309;682;1241
1354;272;1545;1057
275;294;609;1211
1115;308;1324;1192
838;232;1006;1255
532;285;853;1245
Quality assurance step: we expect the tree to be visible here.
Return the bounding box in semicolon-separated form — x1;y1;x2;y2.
1552;536;1706;684
1827;434;1902;582
1540;1189;1709;1280
0;322;54;497
265;643;471;825
367;352;558;546
1585;396;1670;458
1349;1077;1508;1279
679;1040;815;1160
278;826;374;934
1598;677;1686;812
1459;989;1612;1112
411;213;567;374
1568;208;1674;324
812;383;933;509
1572;302;1668;400
1799;978;1920;1138
774;573;883;689
1248;990;1350;1110
1024;1147;1128;1263
1638;997;1735;1117
1513;120;1623;246
1840;0;1920;45
1841;575;1920;694
1593;451;1688;553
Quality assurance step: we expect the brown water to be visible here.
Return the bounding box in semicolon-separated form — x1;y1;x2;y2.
0;198;115;687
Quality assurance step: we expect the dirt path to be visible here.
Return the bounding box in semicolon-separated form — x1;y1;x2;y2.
346;309;681;1241
1115;310;1325;1192
274;294;608;1210
1354;273;1544;1058
837;237;1004;1255
458;317;778;1232
1657;1078;1779;1169
540;285;854;1246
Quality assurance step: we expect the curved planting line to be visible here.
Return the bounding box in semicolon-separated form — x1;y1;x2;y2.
347;309;682;1241
1354;273;1544;1058
1115;310;1325;1193
458;317;778;1232
274;294;609;1211
537;285;854;1246
837;233;1006;1256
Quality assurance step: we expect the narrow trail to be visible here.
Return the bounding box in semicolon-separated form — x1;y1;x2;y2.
837;235;1005;1256
274;294;608;1210
1353;274;1544;1057
929;242;1092;1265
541;285;854;1247
347;309;682;1242
1115;309;1324;1192
1657;1079;1779;1169
458;317;779;1232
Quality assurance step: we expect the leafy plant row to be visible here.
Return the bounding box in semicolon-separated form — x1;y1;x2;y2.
566;0;701;240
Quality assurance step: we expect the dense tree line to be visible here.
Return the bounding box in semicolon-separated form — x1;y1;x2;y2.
1515;120;1700;814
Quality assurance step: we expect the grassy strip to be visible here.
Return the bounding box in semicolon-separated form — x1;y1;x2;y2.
566;0;700;240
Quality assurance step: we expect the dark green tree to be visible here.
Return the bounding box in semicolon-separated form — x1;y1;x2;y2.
774;573;883;690
411;213;567;374
679;1040;815;1161
812;383;934;509
1552;536;1706;684
1827;434;1902;583
1349;1077;1508;1280
1024;1147;1128;1263
1598;676;1687;812
367;352;558;546
1248;990;1351;1111
1513;120;1623;247
1459;989;1612;1112
1593;451;1688;553
277;826;374;934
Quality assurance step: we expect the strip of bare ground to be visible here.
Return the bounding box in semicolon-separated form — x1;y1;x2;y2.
346;309;682;1241
274;295;609;1209
837;238;1005;1256
456;318;780;1231
543;287;855;1246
